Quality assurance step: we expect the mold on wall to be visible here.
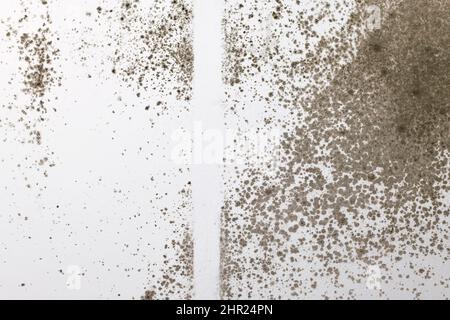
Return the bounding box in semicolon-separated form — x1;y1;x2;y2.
221;0;449;299
0;0;448;300
0;0;193;299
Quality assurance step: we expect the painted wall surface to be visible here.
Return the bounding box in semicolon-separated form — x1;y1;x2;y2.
0;0;193;299
0;0;449;300
220;0;450;300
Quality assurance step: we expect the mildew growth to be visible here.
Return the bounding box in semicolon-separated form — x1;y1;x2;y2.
101;0;193;102
1;0;194;299
1;0;60;184
142;182;194;300
74;0;195;299
221;0;449;299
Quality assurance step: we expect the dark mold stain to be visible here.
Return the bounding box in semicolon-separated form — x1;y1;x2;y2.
221;0;449;299
107;0;193;102
1;0;60;186
142;182;194;300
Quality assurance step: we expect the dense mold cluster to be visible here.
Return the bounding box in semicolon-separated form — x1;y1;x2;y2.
221;0;449;299
1;0;60;184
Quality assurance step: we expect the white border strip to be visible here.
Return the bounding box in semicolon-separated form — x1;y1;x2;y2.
192;0;224;300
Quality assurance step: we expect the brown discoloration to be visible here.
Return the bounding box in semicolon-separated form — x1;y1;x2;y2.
77;0;195;299
1;1;60;182
142;183;194;300
222;0;449;299
1;0;194;299
106;0;193;102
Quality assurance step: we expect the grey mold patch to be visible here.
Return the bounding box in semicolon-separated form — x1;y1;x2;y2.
221;0;449;299
0;0;194;299
87;0;195;299
1;0;60;188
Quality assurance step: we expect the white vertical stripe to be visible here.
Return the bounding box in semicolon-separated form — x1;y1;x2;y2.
192;0;224;300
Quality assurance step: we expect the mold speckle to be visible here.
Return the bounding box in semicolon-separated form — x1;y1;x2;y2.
221;0;450;299
1;0;60;187
142;182;194;300
103;0;193;102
